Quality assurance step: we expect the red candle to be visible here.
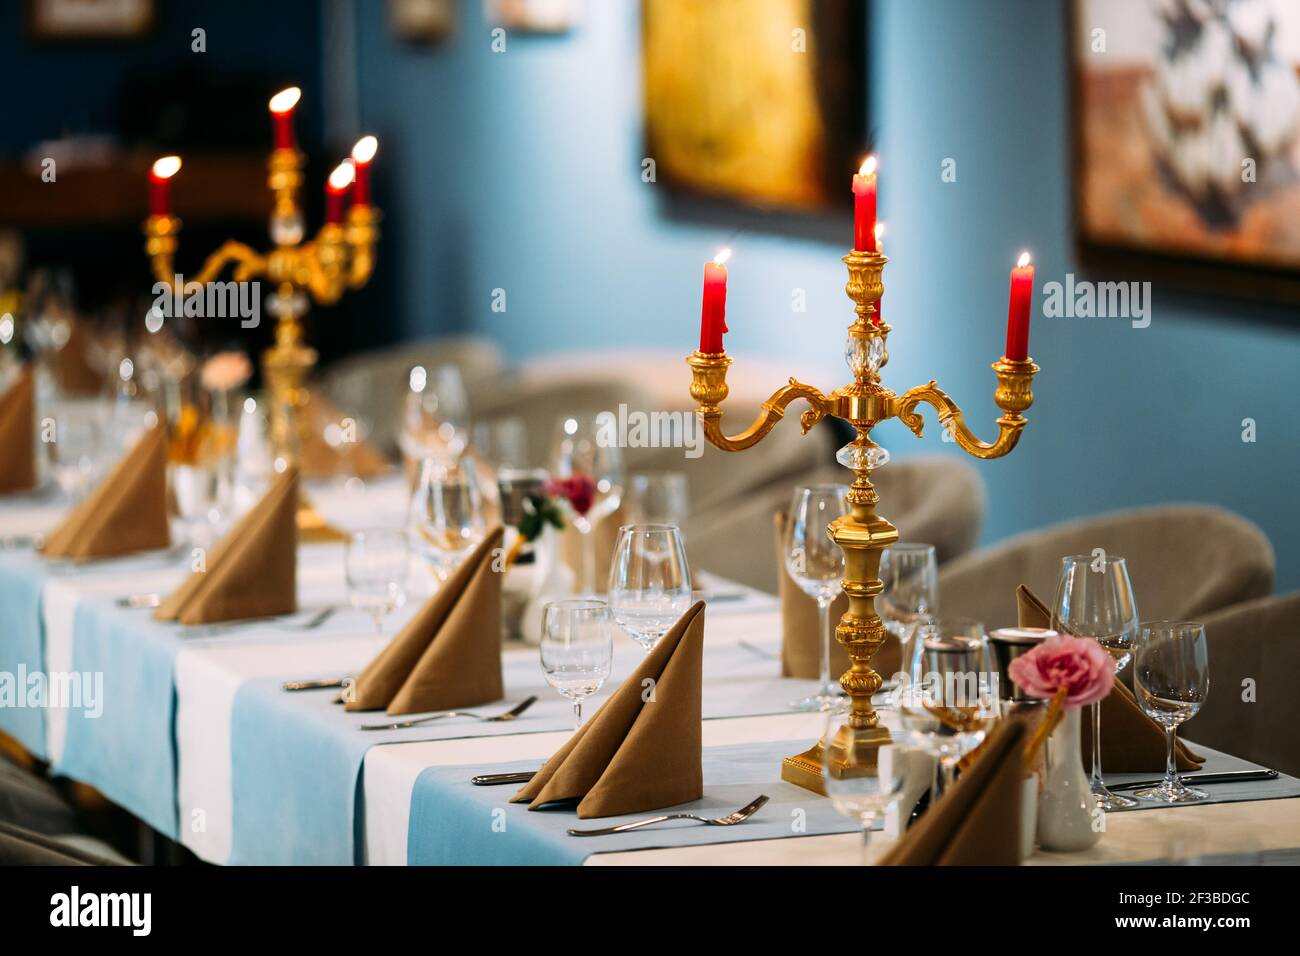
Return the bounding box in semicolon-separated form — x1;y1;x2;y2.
351;135;377;207
1005;251;1035;361
852;155;878;252
149;156;182;217
269;86;302;151
699;248;730;354
326;160;355;224
872;223;884;325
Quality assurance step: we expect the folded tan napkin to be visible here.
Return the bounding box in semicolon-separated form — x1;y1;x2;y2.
1018;585;1203;772
559;500;627;587
0;367;36;493
297;390;391;481
879;719;1027;865
40;424;170;560
153;467;298;625
512;600;706;818
774;512;901;681
345;526;505;715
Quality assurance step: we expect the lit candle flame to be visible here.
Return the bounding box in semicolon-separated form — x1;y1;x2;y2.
328;160;356;190
351;135;378;164
874;222;885;249
1017;251;1032;268
151;156;182;180
269;86;302;114
713;248;732;267
859;155;877;177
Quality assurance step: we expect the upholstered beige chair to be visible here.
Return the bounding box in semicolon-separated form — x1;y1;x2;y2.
317;335;506;456
938;505;1274;630
684;455;985;593
1184;591;1300;778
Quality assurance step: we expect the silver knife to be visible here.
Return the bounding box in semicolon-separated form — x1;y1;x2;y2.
471;771;538;786
1108;769;1278;791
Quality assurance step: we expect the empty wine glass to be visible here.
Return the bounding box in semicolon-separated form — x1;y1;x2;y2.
1053;554;1140;810
821;710;907;864
345;528;411;634
607;524;692;653
400;364;470;465
473;416;530;472
550;412;625;594
898;617;999;799
878;543;938;677
784;484;849;712
49;406;104;501
628;471;689;526
1133;621;1209;803
409;457;486;580
540;599;614;727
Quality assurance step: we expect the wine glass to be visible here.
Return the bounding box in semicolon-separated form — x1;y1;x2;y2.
607;524;692;653
345;528;411;634
878;543;939;682
549;412;625;594
897;617;999;799
1053;553;1140;811
1133;621;1209;803
628;471;689;526
540;599;614;727
409;457;486;580
784;484;849;712
473;416;529;472
49;406;104;502
400;364;470;465
821;711;907;864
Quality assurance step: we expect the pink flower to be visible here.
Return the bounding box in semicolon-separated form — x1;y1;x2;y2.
1008;634;1115;709
200;351;252;392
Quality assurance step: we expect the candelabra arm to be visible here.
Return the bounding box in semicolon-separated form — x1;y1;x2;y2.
892;356;1039;461
688;352;831;452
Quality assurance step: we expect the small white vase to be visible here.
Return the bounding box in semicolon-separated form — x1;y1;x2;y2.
1036;707;1102;852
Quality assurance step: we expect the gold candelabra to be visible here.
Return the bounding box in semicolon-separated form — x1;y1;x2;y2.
687;249;1039;794
144;143;379;536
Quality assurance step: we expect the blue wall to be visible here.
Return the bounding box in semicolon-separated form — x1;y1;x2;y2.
357;0;1299;591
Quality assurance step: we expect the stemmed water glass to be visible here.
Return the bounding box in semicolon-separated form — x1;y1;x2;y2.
628;471;689;526
878;542;939;679
1133;621;1209;803
400;364;471;465
607;524;692;652
549;413;625;594
541;599;614;727
1053;553;1140;810
821;710;906;864
897;617;999;799
409;457;486;580
345;528;411;634
49;407;104;502
784;484;849;712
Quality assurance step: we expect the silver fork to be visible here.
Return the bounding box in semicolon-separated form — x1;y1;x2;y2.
567;795;770;836
360;695;539;731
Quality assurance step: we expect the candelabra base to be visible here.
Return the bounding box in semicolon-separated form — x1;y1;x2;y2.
297;497;349;544
780;723;893;795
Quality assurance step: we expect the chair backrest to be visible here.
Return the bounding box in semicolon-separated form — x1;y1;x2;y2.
1186;591;1300;778
938;504;1275;630
684;455;985;593
318;336;506;455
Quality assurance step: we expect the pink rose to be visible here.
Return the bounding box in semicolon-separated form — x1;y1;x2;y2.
1008;634;1115;709
200;351;252;392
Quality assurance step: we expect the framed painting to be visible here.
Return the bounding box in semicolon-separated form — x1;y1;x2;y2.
642;0;866;214
1072;0;1300;302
